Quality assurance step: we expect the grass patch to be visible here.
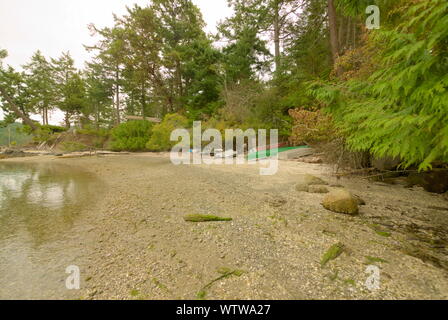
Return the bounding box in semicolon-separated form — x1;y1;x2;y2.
196;268;245;300
344;279;356;286
368;223;392;238
268;215;288;227
365;256;389;264
375;230;392;237
196;290;207;300
152;278;168;291
184;214;232;222
322;229;337;237
130;289;140;297
321;243;345;267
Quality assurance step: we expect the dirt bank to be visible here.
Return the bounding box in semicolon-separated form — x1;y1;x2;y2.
3;154;448;299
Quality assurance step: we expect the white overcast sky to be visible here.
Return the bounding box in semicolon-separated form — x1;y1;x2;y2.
0;0;232;69
0;0;232;122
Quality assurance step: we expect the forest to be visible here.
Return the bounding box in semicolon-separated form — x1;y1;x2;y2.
0;0;447;170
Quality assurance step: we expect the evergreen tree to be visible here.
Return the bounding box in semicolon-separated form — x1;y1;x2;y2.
22;51;56;125
51;52;78;127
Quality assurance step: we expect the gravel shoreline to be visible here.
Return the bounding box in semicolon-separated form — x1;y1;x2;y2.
3;154;448;299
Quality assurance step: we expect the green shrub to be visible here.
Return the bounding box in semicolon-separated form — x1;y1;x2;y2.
41;125;67;134
77;125;110;138
146;114;189;151
110;120;153;152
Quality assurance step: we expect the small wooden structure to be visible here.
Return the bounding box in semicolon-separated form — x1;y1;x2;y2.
125;115;162;123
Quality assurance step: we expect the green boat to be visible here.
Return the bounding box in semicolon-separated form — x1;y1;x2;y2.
248;145;310;160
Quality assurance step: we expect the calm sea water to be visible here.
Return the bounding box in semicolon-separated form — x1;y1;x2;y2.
0;162;97;299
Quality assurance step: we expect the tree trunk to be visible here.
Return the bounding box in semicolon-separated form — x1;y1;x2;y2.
65;111;71;128
141;81;146;120
95;105;99;130
115;68;120;125
327;0;339;63
273;0;281;71
346;17;352;49
176;59;183;99
0;85;38;131
338;15;345;54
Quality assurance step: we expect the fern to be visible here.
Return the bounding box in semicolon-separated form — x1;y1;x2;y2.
311;0;448;170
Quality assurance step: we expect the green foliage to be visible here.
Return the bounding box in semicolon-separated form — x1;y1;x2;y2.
110;120;153;152
22;51;57;124
146;114;189;151
311;0;448;170
30;125;67;143
41;124;67;134
77;125;110;138
0;122;32;146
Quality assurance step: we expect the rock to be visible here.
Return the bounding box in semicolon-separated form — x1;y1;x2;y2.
295;184;310;192
266;197;287;207
278;147;315;160
308;185;329;194
295;174;328;192
322;189;359;215
303;174;328;185
372;156;401;171
296;174;328;192
299;156;323;164
407;170;448;194
1;149;27;158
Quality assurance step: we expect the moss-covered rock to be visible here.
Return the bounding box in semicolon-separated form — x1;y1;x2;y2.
322;189;359;215
321;243;345;267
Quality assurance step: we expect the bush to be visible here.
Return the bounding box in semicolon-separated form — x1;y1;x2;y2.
77;125;110;138
41;125;67;134
289;108;336;146
146;114;189;151
110;120;153;152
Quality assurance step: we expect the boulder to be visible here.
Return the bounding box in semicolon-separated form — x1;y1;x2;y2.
322;189;359;215
407;170;448;194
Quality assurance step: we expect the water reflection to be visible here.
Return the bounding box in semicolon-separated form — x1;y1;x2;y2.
0;162;98;299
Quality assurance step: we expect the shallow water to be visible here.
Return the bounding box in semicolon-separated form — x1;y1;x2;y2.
0;162;98;299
